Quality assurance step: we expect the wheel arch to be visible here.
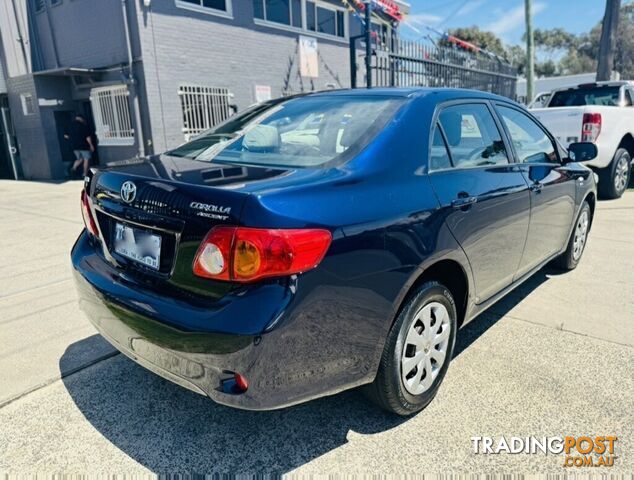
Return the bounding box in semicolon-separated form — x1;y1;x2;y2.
393;259;471;329
618;133;634;159
583;191;596;228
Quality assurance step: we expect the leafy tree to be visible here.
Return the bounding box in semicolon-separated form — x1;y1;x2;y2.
441;26;507;57
437;4;634;79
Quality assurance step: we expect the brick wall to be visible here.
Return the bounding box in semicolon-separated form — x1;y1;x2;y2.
135;0;355;153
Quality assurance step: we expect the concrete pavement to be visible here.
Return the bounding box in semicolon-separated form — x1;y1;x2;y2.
0;180;632;474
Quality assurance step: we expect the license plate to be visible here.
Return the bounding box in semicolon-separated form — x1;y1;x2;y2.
114;222;162;270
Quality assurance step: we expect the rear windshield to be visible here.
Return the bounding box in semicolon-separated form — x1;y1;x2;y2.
549;86;621;107
167;95;404;168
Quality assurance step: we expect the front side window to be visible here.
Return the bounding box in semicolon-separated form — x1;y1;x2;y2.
497;106;557;164
437;104;508;168
168;95;404;168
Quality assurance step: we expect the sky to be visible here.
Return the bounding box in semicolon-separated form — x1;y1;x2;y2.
403;0;607;46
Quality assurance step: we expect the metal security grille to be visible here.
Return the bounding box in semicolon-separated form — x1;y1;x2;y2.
178;85;233;141
358;35;517;98
90;85;135;146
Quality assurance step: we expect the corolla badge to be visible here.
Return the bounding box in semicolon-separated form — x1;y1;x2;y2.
120;181;137;203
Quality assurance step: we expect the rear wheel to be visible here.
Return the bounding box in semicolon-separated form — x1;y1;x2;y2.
554;201;591;271
365;281;457;415
599;148;630;199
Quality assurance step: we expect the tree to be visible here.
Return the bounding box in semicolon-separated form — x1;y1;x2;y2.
441;26;507;57
560;2;634;78
597;0;621;80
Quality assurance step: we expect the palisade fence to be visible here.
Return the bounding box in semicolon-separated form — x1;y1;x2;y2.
363;35;518;98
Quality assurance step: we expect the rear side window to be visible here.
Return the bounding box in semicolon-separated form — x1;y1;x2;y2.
497;106;558;164
436;104;508;168
549;86;621;107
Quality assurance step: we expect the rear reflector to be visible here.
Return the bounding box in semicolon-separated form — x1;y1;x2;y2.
581;113;602;142
193;227;332;282
81;190;98;236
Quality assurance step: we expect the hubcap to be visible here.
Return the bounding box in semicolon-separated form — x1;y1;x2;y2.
614;156;630;193
401;302;451;395
572;210;589;261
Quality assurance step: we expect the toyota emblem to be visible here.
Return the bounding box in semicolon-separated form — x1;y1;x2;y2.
120;181;137;203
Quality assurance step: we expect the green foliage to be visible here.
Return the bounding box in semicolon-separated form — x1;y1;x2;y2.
443;3;634;79
440;26;508;57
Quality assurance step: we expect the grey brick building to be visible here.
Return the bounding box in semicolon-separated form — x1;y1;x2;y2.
0;0;409;180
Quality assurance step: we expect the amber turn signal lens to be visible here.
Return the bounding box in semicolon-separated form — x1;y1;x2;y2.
234;239;261;278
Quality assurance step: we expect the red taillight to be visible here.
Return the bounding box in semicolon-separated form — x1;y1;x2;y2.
193;227;332;282
80;190;98;236
234;373;248;393
581;113;602;142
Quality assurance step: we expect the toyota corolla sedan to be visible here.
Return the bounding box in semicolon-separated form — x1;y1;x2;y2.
72;88;597;415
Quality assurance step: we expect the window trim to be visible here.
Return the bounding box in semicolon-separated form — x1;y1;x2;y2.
427;99;513;173
493;102;562;165
175;0;233;19
253;0;348;42
306;0;346;38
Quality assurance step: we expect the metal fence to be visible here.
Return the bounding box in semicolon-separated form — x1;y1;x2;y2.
360;35;518;98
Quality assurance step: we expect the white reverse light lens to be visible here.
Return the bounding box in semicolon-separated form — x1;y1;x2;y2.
199;243;225;275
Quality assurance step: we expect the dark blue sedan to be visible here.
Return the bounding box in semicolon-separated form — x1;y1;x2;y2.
73;88;597;415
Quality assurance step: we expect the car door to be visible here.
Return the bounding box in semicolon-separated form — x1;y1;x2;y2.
427;101;531;304
494;103;577;278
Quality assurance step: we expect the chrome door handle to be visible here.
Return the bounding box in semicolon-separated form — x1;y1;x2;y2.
451;196;478;209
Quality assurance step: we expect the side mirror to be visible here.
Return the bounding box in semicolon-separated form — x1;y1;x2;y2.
566;142;598;163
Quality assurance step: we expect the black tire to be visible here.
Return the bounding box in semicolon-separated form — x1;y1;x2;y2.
554;201;591;271
364;281;457;416
598;148;630;199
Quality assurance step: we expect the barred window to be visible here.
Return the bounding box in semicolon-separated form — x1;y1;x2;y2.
90;85;135;146
178;85;233;141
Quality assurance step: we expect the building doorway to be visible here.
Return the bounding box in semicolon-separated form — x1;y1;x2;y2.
0;97;20;179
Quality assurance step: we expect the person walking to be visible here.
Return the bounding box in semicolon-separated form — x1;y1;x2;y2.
65;114;95;178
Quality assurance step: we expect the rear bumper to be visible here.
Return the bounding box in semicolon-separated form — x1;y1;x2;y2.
71;231;379;410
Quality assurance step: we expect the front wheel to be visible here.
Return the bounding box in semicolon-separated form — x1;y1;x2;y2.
554;201;591;271
364;281;457;415
599;148;630;199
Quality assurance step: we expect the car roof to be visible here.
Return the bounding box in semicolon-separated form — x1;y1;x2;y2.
304;87;516;103
550;80;634;93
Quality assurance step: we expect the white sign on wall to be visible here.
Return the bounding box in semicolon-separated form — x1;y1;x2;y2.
299;36;319;78
254;85;272;103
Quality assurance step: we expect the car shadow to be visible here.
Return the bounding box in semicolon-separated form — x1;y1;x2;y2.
60;268;553;473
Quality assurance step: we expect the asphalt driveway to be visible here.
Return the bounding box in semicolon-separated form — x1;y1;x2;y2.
0;180;632;474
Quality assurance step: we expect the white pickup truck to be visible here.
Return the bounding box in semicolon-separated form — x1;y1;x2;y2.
531;81;634;199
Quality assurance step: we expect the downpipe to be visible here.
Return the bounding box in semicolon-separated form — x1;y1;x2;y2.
122;0;147;158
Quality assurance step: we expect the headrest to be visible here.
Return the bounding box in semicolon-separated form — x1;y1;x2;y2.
339;122;367;148
440;111;462;147
243;125;280;152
